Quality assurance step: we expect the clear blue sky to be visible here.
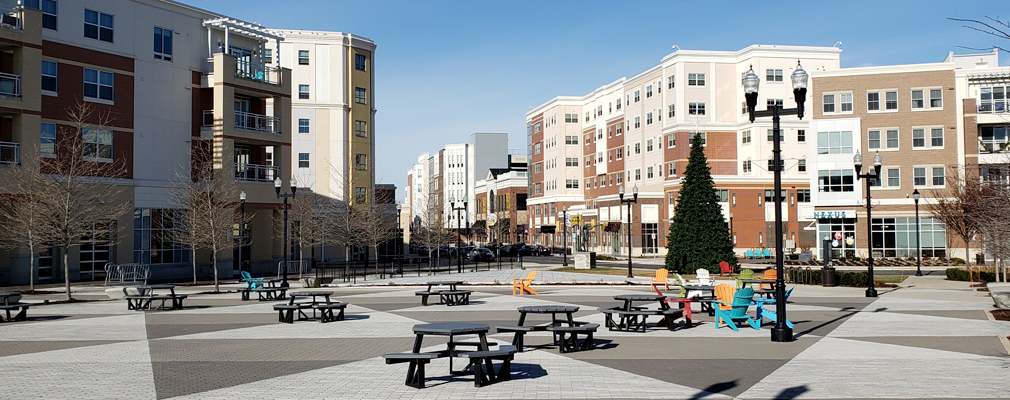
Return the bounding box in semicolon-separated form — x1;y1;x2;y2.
183;0;1007;200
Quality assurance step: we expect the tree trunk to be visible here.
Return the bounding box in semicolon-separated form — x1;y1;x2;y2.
28;240;35;293
191;248;197;284
62;248;71;301
211;245;219;293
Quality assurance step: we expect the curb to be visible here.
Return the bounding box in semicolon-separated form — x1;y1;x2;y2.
985;310;1010;357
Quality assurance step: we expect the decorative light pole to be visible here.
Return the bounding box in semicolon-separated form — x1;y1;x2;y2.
239;190;246;273
743;60;808;343
562;205;569;267
853;150;882;297
913;189;922;276
274;177;297;287
395;203;403;259
451;197;466;273
618;184;638;278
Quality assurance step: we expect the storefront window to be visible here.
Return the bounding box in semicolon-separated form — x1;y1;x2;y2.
872;217;946;258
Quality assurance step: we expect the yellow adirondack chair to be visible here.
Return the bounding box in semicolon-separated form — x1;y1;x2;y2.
650;268;669;290
761;269;777;291
513;270;538;296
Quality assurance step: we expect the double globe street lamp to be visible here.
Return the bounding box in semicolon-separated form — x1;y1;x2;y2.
913;189;922;276
274;177;297;287
853;151;882;297
743;60;808;343
618;184;638;279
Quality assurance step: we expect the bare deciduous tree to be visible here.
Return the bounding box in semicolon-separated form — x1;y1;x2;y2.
357;202;399;274
411;189;454;273
949;16;1010;54
928;166;984;268
0;149;52;292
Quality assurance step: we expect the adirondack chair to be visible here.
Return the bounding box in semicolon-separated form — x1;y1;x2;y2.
673;273;702;298
713;284;760;331
745;249;753;259
760;269;777;291
695;269;713;285
736;269;755;288
755;287;794;328
763;248;772;259
650;268;669;290
241;271;264;289
513;270;538;296
719;261;734;277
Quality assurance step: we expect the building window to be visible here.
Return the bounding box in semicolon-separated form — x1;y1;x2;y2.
534;163;541;173
647;166;654;179
767;99;783;108
355;154;367;170
818;169;855;192
635;169;641;180
767;129;785;142
355;120;367;137
871;217;946;258
840;93;853;112
931;128;944;147
298;50;310;65
823;94;835;113
617;147;623;160
298;153;310;168
566;157;578;167
41;60;57;92
885;91;898;110
298;119;310;134
264;49;272;63
743;160;752;173
84;9;113;42
979;126;1009;154
646;139;653;152
667;104;676;119
82;128;112;161
797;189;811;202
25;0;58;30
689;102;705;115
798;159;806;172
354;87;366;104
634;116;640;129
634;142;641;154
886;129;899;149
565;135;578;145
668;75;676;89
668;134;676;147
816;131;853;154
930;89;942;108
355;187;366;204
932;167;945;186
133;209;189;265
911;90;924;109
40;122;56;157
566;179;579;189
688;73;705;86
535;183;542;194
355;54;367;71
766;69;783;82
797;129;806;142
764;189;786;202
633;90;640;103
887;167;900;187
868;130;881;149
298;84;310;99
867;92;880;111
646;85;653;98
154;27;172;61
534;143;541;154
742;130;751;144
979;86;1007;113
83;68;113;101
646;112;653;125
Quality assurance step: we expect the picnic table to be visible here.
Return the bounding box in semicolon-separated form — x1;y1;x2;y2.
274;291;346;323
383;322;516;388
125;285;187;311
739;279;778;298
500;305;597;353
241;278;288;301
600;294;684;332
683;285;717;315
0;291;29;322
415;280;471;306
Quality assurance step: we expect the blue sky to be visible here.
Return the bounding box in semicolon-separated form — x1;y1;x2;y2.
184;0;1007;200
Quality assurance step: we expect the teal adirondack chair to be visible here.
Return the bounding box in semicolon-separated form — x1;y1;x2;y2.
763;248;772;259
736;269;754;289
745;249;753;259
241;271;264;289
713;286;760;331
755;287;794;328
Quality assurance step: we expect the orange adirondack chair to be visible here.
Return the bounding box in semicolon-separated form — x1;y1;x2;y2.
714;284;737;311
513;270;538;296
761;269;777;291
650;268;669;290
719;261;734;277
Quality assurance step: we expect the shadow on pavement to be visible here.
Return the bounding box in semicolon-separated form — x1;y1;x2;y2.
689;380;737;399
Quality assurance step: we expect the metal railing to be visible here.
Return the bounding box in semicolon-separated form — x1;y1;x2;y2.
978;100;1007;114
235;163;278;182
0;72;20;97
0;7;21;30
277;260;310;281
234;111;281;134
235;58;281;85
0;141;18;165
103;263;151;286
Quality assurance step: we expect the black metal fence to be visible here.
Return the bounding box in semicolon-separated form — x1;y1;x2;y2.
312;255;524;284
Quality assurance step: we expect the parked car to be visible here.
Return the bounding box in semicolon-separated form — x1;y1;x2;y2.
468;247;495;262
534;245;551;256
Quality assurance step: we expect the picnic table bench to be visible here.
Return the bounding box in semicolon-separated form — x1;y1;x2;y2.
0;292;29;322
274;291;347;323
384;322;516;389
123;285;187;311
600;294;685;332
415;281;471;306
496;305;595;352
240;278;287;301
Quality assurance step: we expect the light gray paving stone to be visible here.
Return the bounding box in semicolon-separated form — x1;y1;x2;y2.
0;314;148;341
0;340;156;399
163;306;424;340
828;310;1010;337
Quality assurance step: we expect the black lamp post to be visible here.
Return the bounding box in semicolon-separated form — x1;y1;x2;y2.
853;150;882;297
239;190;246;273
561;205;569;266
743;60;808;343
451;197;466;273
274;177;296;287
913;189;922;276
396;203;403;260
618;184;638;278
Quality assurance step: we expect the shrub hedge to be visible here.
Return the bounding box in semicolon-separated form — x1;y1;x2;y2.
945;268;995;283
784;268;883;287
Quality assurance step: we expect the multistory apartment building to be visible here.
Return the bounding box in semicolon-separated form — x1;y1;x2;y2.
0;1;369;285
473;154;528;245
275;30;375;206
809;49;1002;262
526;45;841;257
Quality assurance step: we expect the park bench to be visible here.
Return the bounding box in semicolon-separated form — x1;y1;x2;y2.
495;324;535;352
0;294;29;322
273;304;311;323
546;323;598;353
439;290;472;306
313;302;347;323
241;287;287;301
456;345;517;387
600;306;684;332
414;290;438;306
383;352;442;389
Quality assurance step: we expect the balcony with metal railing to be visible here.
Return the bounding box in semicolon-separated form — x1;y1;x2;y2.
235;163;278;182
234;110;280;134
0;71;19;97
0;140;19;165
235;58;281;86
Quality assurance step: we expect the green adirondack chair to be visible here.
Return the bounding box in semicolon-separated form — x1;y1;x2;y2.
713;285;760;331
736;269;754;289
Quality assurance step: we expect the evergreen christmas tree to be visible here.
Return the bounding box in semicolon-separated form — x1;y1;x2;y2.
665;132;738;274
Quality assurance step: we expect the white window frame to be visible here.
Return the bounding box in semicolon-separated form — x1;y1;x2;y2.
83;68;113;102
40;122;56;158
688;102;705;115
298;50;310;65
298;153;310;168
688;73;705;86
82;128;113;162
154;27;172;61
299;84;310;99
84;9;113;43
298;118;310;134
41;60;57;94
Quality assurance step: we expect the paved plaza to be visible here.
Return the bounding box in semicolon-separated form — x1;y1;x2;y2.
1;268;1008;399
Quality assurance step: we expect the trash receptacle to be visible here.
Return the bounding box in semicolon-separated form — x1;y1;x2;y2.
589;252;597;269
822;267;837;287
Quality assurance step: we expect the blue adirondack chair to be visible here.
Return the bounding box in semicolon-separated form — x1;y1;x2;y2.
755;287;795;328
763;248;772;259
713;286;760;331
241;271;264;289
745;249;753;259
